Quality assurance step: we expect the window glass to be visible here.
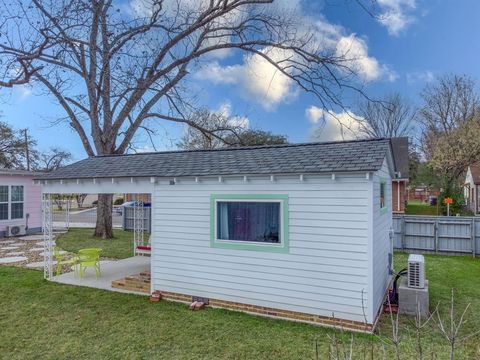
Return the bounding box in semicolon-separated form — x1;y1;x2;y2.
217;201;281;243
380;182;386;209
0;203;7;220
11;186;24;202
0;186;8;203
11;203;23;219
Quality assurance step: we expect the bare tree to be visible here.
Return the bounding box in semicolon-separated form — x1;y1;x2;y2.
177;109;244;150
418;74;480;187
177;109;287;150
0;0;369;238
35;147;72;171
0;121;36;169
427;117;480;185
357;92;415;138
75;194;88;209
419;74;479;135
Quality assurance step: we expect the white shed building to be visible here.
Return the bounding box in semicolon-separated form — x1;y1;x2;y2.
38;138;395;332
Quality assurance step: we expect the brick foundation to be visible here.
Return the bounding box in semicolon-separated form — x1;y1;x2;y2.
111;272;151;294
160;290;373;333
110;273;374;332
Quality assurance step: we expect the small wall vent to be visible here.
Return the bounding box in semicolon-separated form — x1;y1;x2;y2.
192;296;209;305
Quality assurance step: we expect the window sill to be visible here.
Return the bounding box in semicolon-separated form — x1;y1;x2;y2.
0;218;25;222
211;239;289;253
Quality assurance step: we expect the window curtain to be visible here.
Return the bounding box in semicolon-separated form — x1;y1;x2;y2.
219;202;230;239
217;202;280;243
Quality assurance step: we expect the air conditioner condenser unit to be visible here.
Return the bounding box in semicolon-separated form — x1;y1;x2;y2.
7;225;27;237
407;254;425;289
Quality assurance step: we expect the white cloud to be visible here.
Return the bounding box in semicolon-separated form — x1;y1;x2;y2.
406;70;435;84
377;0;417;35
195;62;240;85
306;106;366;142
216;101;249;129
335;35;397;82
195;48;299;111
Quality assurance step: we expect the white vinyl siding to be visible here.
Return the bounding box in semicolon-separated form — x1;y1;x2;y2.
371;158;393;321
152;174;373;323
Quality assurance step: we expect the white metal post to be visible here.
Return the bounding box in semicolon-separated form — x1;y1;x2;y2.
65;197;70;230
133;195;144;256
43;193;53;279
133;195;136;256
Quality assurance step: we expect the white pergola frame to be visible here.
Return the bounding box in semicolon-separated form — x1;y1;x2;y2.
43;193;53;279
133;197;146;256
40;177;155;280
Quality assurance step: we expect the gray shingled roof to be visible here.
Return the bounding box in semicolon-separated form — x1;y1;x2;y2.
0;169;41;176
36;138;392;180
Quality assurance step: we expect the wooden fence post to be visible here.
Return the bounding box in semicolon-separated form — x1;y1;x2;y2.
473;218;477;258
401;216;406;250
434;218;438;254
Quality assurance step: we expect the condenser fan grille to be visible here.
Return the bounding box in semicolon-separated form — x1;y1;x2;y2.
10;226;20;235
408;262;420;287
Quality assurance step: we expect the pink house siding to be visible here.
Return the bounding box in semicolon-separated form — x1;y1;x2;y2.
0;173;42;236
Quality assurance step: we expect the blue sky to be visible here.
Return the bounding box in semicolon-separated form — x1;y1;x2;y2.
2;0;480;161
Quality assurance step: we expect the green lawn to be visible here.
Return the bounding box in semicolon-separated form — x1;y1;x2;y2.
405;200;439;215
56;227;135;259
1;254;480;359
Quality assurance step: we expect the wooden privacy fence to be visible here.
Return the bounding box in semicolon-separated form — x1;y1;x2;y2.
393;215;480;256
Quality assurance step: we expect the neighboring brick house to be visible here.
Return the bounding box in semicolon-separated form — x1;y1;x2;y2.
124;193;151;203
391;138;409;214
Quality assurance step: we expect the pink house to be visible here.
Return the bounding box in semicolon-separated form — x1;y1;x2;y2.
0;169;42;237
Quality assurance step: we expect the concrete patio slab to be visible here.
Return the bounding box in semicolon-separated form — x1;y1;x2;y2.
1;246;20;250
16;235;44;241
0;256;28;264
51;256;150;295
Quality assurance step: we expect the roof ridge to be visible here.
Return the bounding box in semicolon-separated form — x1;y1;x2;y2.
93;138;390;158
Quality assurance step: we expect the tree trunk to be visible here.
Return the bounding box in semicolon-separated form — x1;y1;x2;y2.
94;193;114;239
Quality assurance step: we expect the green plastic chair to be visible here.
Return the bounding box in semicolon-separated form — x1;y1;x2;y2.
78;248;102;279
53;246;77;276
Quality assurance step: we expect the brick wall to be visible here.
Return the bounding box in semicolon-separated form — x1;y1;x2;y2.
392;180;407;213
124;193;151;203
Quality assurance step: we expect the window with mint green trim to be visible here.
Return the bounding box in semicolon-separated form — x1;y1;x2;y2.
210;194;289;253
380;179;387;214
